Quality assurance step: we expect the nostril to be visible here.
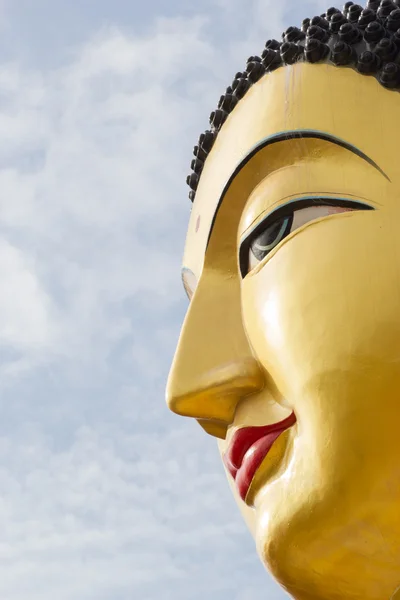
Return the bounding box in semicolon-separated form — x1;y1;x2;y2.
165;383;239;423
197;419;228;439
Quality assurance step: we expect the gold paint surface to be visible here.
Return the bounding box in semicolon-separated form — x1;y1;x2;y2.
166;63;400;599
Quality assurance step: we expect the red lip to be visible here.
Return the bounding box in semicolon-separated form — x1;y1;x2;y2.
223;413;296;502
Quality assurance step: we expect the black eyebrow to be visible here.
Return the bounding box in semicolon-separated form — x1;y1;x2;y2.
206;129;390;248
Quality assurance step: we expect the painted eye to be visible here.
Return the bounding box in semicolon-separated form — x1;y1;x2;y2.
245;204;358;275
249;215;293;269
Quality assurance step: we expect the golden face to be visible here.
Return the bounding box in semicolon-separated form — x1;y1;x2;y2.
167;63;400;600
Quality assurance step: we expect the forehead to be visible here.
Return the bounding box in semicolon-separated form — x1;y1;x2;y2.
183;62;400;278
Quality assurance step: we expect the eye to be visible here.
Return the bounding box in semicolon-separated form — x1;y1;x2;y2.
240;199;373;278
248;214;294;270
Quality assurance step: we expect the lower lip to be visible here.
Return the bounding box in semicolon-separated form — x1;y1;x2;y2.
235;430;289;502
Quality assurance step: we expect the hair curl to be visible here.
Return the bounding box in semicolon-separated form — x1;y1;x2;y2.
187;1;400;202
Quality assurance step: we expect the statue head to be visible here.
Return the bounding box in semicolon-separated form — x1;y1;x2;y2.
166;2;400;598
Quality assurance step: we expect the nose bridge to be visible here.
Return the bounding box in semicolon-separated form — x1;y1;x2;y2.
166;267;264;434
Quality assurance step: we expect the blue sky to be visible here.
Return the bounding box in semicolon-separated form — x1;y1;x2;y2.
0;1;329;598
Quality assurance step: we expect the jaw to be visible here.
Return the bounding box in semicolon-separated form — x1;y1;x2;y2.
258;519;400;600
250;401;400;600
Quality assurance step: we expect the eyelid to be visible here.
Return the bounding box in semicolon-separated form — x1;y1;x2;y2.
239;196;374;279
240;196;373;247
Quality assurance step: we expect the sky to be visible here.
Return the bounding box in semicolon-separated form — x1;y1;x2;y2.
0;1;330;598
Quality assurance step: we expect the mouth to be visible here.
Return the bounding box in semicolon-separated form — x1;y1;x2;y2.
223;413;296;502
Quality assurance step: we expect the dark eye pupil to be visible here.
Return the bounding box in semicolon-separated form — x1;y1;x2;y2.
250;215;293;262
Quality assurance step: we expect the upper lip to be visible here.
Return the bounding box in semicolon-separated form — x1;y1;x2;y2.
223;412;297;480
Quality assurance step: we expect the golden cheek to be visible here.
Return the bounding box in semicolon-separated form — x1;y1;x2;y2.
240;209;400;398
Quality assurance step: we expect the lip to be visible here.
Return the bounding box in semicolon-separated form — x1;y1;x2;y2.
223;413;296;502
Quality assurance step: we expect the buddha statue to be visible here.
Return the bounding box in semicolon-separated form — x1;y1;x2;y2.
166;1;400;598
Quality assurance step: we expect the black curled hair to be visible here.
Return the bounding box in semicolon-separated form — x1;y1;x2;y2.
187;1;400;202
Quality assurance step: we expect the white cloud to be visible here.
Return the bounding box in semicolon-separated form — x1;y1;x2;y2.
0;239;56;349
0;419;271;600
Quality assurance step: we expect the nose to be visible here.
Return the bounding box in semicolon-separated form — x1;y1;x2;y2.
166;267;264;439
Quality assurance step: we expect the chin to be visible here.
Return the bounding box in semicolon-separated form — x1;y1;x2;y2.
253;466;400;600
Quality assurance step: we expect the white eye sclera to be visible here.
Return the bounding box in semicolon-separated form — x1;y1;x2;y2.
246;204;356;274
